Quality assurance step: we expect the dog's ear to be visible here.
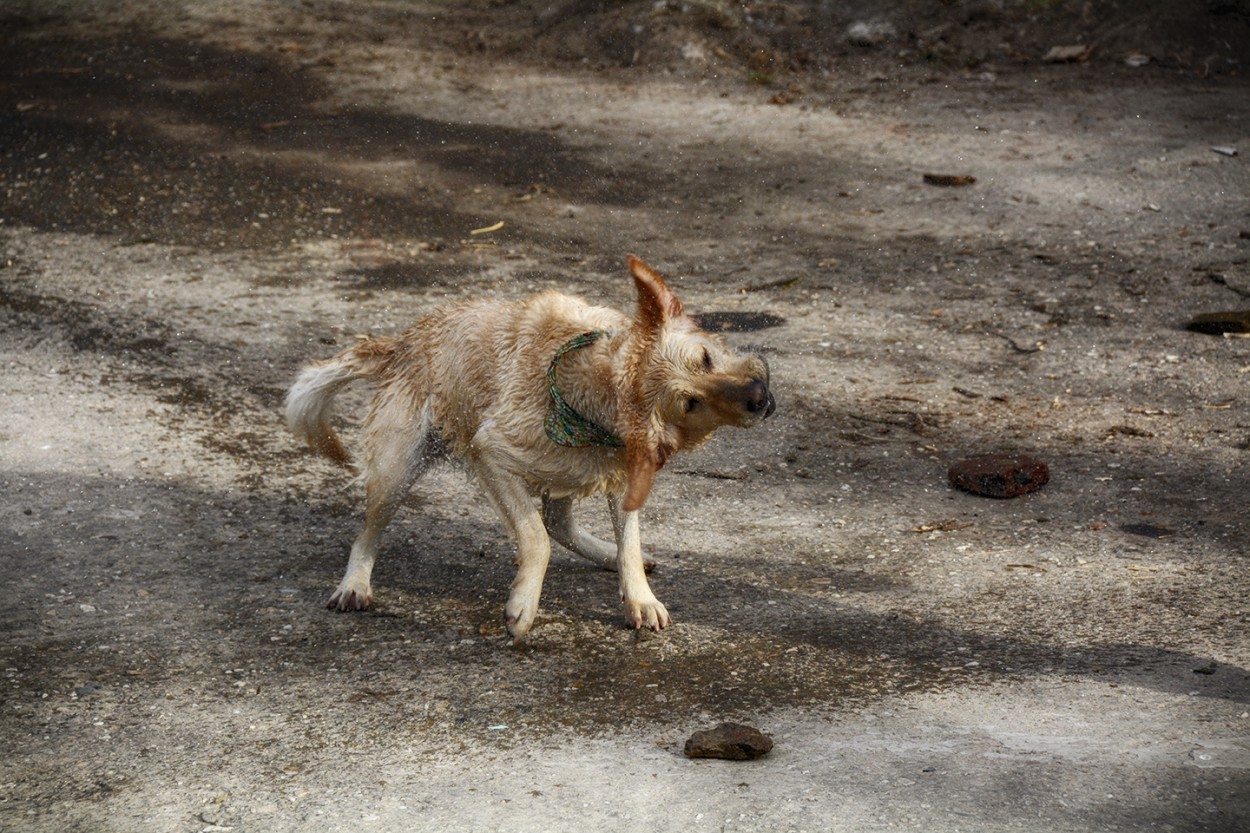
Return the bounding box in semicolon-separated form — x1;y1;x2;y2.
621;255;683;511
623;438;659;512
623;433;675;512
628;254;683;329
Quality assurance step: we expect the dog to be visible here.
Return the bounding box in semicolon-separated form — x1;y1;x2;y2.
285;255;775;643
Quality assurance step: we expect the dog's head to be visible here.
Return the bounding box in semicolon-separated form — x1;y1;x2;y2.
621;255;776;511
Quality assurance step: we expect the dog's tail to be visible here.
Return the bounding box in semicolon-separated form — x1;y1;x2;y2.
285;351;374;470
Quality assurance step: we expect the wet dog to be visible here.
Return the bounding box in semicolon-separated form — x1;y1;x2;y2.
286;255;775;642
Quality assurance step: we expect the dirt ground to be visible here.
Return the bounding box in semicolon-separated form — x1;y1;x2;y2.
2;1;1249;831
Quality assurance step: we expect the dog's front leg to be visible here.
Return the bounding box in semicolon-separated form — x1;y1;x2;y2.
473;454;552;644
608;493;671;631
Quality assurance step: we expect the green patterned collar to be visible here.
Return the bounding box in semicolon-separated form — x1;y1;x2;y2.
545;331;625;448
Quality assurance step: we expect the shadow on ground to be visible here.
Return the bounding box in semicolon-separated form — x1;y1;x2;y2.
0;29;642;250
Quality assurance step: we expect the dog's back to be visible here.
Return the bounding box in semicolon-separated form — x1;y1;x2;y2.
286;292;627;472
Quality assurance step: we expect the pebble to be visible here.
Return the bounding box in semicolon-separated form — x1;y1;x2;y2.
948;454;1049;499
1043;44;1092;63
683;722;774;760
846;20;896;47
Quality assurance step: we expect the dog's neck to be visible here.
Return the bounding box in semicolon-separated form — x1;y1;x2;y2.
544;331;626;448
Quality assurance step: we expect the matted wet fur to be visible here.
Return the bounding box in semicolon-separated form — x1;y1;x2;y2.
286;256;775;642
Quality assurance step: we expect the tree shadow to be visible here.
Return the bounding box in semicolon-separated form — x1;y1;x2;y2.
0;28;643;250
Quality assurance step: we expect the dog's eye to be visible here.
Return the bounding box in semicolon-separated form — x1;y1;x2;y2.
685;398;701;413
701;348;713;372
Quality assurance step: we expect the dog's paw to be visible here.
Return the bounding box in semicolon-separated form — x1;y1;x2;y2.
504;595;539;644
624;596;671;631
327;581;372;611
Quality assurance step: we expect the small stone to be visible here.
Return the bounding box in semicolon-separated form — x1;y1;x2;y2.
948;454;1049;499
1043;44;1092;63
846;21;896;47
683;722;773;760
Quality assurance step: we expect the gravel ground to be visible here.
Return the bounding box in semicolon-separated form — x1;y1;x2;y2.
2;2;1248;831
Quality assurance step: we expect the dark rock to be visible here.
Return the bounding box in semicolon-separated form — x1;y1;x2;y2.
1186;310;1250;335
948;454;1049;498
692;311;786;333
923;173;976;187
683;722;773;760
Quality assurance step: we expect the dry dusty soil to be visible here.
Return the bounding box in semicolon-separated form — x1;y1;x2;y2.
2;1;1250;831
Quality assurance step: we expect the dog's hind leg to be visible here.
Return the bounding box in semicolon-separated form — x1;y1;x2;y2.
541;495;655;575
328;402;434;611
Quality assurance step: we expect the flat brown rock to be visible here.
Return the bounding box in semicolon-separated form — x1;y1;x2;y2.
922;173;977;187
1186;310;1250;335
683;723;774;760
948;454;1049;499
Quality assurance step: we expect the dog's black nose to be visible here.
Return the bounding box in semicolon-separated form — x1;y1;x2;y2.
745;379;775;417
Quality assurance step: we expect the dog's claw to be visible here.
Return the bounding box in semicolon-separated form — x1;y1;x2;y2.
624;597;671;632
506;619;532;645
327;587;371;611
505;597;539;644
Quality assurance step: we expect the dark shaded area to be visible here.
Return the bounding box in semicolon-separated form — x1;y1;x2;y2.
0;272;282;415
1121;523;1178;539
0;28;643;250
338;260;486;292
510;0;1250;74
2;466;1246;747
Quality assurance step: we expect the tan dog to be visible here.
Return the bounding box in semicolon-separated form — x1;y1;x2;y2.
286;255;775;642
